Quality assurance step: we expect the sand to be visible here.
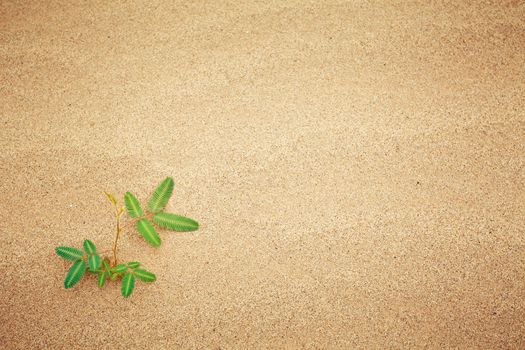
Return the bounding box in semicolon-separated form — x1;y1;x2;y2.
1;0;524;348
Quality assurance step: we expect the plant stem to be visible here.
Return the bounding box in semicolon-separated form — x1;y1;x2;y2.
111;208;124;267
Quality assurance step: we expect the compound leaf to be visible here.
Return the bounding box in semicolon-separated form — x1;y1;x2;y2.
121;273;135;298
98;272;107;288
88;254;101;272
152;212;199;232
137;219;161;247
134;269;156;283
111;264;128;273
55;247;84;261
102;260;111;273
83;240;96;255
64;260;86;289
147;177;174;213
124;192;144;218
127;262;140;269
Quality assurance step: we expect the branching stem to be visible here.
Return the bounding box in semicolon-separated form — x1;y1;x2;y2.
104;192;154;267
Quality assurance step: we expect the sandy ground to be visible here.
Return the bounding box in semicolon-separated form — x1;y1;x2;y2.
1;0;524;348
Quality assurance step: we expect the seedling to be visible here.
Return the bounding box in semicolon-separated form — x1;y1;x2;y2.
55;177;199;298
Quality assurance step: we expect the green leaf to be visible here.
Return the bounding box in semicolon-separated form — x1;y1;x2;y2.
88;254;101;272
124;192;144;218
64;260;86;289
55;247;84;261
102;260;111;272
137;219;161;247
83;240;96;255
147;177;174;213
111;264;128;273
127;262;140;269
133;269;156;283
121;273;135;298
152;212;199;232
110;273;119;281
98;272;107;288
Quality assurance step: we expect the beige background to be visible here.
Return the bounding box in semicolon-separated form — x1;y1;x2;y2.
1;0;524;348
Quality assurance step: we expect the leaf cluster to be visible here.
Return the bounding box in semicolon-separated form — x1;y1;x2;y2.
56;240;155;298
125;177;199;247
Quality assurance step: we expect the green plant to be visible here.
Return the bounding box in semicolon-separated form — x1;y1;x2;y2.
55;177;199;298
124;177;199;247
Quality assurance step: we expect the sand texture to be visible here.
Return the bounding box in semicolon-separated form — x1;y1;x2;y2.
1;0;524;348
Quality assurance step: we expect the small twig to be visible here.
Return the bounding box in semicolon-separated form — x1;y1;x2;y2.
111;208;124;267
